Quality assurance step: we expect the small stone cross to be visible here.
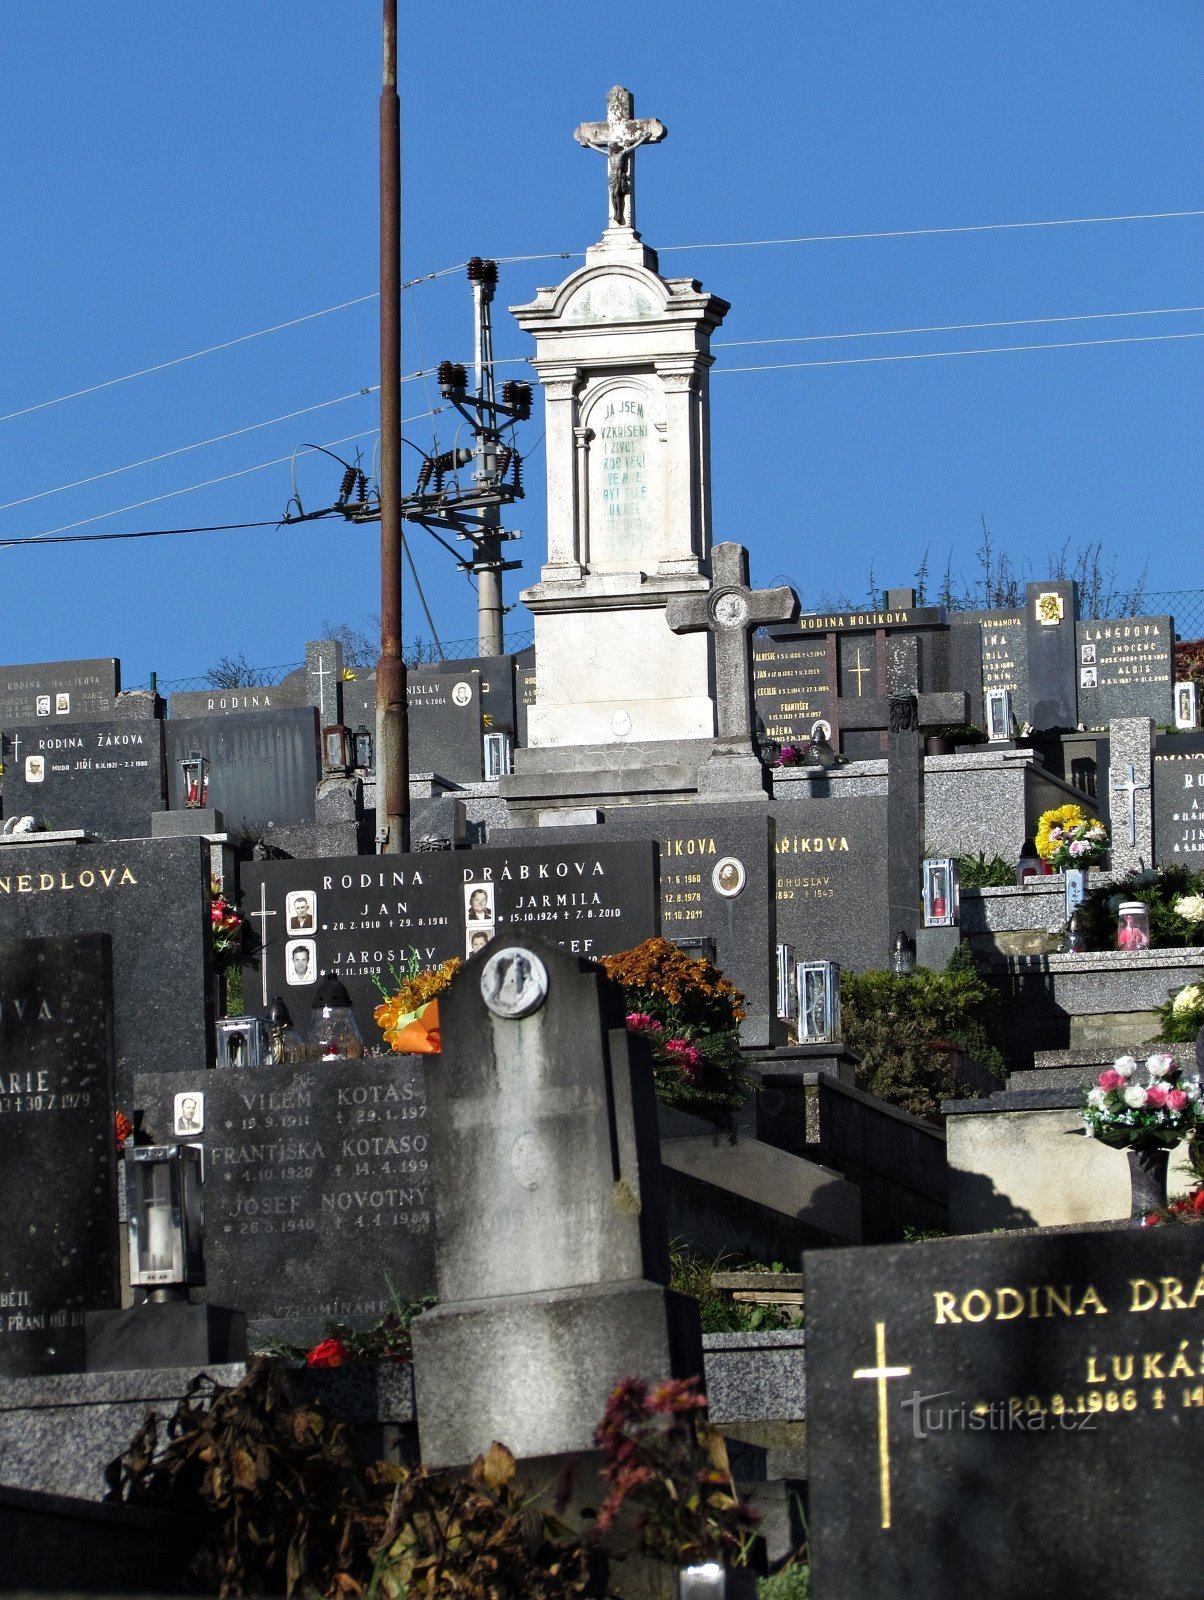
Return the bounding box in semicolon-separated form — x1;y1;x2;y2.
1110;762;1151;849
574;85;667;231
667;543;799;743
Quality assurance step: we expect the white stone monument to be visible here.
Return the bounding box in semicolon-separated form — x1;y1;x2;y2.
511;87;729;755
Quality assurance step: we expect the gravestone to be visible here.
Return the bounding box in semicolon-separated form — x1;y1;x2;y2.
1152;734;1204;868
411;936;702;1466
239;838;658;1040
0;837;214;1100
775;792;891;970
886;697;924;947
1022;581;1079;730
134;1061;433;1348
805;1225;1204;1598
168;686;280;718
752;634;835;747
1075;615;1174;732
417;656;518;737
306;640;343;730
0;935;119;1376
164;708;320;829
973;608;1028;726
514;648;537;747
0;659;119;726
503;806;778;1045
342;671;484;783
2;722;165;838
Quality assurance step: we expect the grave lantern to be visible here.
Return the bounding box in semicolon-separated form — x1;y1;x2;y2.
1065;909;1087;954
483;730;513;780
1016;836;1042;885
126;1145;204;1296
266;996;306;1065
891;930;916;976
1174;681;1198;731
180;749;209;809
352;723;374;770
922;857;959;927
678;1566;751;1598
322;724;353;774
985;687;1013;742
797;960;841;1042
306;977;365;1060
1116;900;1151;951
214;1014;267;1070
775;942;797;1022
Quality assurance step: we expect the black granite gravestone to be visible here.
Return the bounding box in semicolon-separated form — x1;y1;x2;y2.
502;807;778;1046
0;935;119;1376
805;1225;1204;1598
886;698;924;947
1025;580;1078;730
973;608;1028;725
165;708;320;829
1152;737;1204;868
0;838;214;1100
417;656;518;736
239;839;658;1043
1075;615;1174;732
774;793;891;970
168;687;281;718
342;670;484;782
134;1061;433;1348
514;648;537;747
752;635;835;747
2;722;165;838
0;659;119;726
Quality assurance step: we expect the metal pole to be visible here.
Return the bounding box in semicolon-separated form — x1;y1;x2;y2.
376;0;409;852
471;270;503;656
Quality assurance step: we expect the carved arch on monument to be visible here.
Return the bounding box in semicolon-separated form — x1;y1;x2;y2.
578;373;667;570
553;263;671;326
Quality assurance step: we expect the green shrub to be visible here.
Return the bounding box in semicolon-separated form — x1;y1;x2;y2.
759;1564;812;1599
954;851;1016;888
1078;865;1204;950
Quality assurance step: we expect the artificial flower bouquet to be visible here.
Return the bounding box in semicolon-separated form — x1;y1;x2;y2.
374;957;462;1054
209;878;244;971
1082;1052;1204;1150
1035;804;1109;871
1159;981;1204;1043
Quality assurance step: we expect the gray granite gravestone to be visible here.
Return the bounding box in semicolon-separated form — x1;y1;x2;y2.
133;1060;433;1348
1025;580;1078;730
411;937;702;1466
306;640;344;730
805;1225;1204;1598
0;935;119;1376
502;806;778;1045
774;793;892;971
1152;733;1204;869
2;723;165;839
0;659;119;726
0;837;214;1100
239;838;658;1040
164;707;320;829
1075;615;1174;732
168;687;281;718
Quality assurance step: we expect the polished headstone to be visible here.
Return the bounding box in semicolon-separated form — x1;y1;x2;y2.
168;687;281;718
0;837;214;1099
1025;580;1078;730
0;659;119;726
2;722;165;839
1152;731;1204;869
343;670;484;783
164;707;320;829
239;838;658;1039
774;792;891;971
805;1225;1204;1598
753;635;835;747
134;1061;433;1348
1075;615;1174;732
972;609;1028;726
0;935;119;1376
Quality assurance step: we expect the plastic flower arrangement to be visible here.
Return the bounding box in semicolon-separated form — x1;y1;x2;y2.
1034;804;1109;870
1174;894;1204;927
374;956;462;1054
1082;1052;1204;1150
600;938;748;1129
1158;981;1204;1043
209;879;244;972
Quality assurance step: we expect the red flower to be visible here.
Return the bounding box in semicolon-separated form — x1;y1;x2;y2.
115;1110;133;1150
1097;1069;1123;1091
1193;1189;1204;1216
306;1337;347;1368
1145;1084;1169;1109
1166;1089;1189;1113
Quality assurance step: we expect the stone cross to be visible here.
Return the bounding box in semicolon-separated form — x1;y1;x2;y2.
574;85;667;231
305;639;343;728
1110;762;1151;849
667;543;799;742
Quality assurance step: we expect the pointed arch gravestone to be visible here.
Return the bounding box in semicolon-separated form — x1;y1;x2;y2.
411;935;702;1467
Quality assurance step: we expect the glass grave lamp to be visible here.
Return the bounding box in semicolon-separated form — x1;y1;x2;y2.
922;858;960;928
307;977;365;1061
214;1015;267;1070
1065;910;1087;954
352;723;374;771
322;724;353;775
798;960;841;1042
267;996;306;1065
126;1145;204;1301
891;930;917;976
180;749;209;809
985;688;1014;743
775;942;797;1023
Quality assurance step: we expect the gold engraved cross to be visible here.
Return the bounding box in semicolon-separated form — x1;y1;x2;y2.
847;646;870;697
852;1321;912;1530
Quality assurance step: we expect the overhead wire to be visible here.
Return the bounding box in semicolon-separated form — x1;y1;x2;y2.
714;304;1204;350
714;329;1204;374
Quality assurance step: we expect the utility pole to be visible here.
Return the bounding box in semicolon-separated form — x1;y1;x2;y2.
376;0;409;854
468;258;504;656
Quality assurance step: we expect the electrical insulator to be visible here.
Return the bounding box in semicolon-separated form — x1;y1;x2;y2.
466;257;498;289
496;447;512;479
338;466;357;502
355;471;368;502
502;380;532;419
511;453;523;491
436;360;467;396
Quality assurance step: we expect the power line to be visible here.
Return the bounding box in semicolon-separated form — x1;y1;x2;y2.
4;209;1197;425
715;304;1204;350
716;329;1204;374
0;519;283;549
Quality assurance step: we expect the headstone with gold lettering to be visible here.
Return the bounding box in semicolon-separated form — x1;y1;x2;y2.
805;1225;1204;1597
0;934;119;1376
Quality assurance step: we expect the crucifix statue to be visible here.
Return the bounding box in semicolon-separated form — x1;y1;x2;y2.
574;85;667;232
667;543;799;745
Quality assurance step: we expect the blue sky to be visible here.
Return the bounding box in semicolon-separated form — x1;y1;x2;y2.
0;2;1199;688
